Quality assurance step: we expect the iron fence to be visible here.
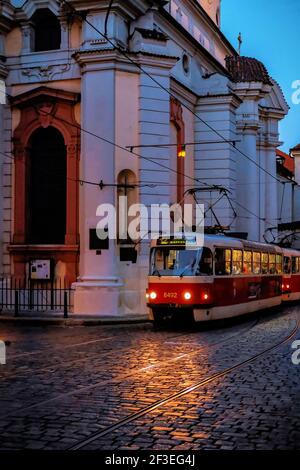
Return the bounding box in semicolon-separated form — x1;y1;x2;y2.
0;277;73;317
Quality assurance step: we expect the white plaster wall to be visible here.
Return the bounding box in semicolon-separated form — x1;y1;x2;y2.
138;67;173;314
195;95;238;229
115;70;146;315
168;0;228;66
278;178;293;225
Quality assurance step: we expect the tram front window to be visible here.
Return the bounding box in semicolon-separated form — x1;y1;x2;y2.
150;247;212;276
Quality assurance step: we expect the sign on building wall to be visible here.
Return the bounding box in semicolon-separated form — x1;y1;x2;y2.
29;260;51;280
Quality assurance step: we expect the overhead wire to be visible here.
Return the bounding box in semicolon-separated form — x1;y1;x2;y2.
61;0;290;188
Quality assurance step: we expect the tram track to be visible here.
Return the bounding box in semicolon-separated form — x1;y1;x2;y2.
5;325;198;361
0;317;259;419
1;316;259;380
69;314;299;450
1;328;217;379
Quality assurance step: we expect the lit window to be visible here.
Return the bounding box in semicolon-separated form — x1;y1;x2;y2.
215;248;231;275
253;252;261;275
232;250;242;275
292;257;298;274
276;254;283;274
262;253;269;274
284;256;291;274
243;251;252;274
269;254;276;274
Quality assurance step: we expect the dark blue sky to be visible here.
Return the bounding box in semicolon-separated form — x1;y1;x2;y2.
221;0;300;152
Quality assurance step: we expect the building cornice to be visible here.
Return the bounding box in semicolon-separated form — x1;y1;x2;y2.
10;86;80;107
236;119;261;135
0;0;15;33
73;47;179;73
15;0;61;21
259;105;288;121
170;76;198;106
197;92;242;109
232;81;272;101
60;0;153;21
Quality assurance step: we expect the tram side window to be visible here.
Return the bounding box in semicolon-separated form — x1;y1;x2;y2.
292;256;299;274
253;252;261;274
276;254;283;274
215;248;231;275
283;256;291;274
269;254;276;274
243;251;252;274
232;250;242;275
198;247;213;275
262;253;269;274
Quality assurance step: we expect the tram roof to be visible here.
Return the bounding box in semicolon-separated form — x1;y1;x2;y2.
151;233;283;253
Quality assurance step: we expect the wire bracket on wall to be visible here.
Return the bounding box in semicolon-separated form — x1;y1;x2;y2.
98;180;136;191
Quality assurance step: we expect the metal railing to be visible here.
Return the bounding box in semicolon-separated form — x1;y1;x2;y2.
0;277;73;317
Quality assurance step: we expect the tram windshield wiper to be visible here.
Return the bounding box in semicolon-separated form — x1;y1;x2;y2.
179;259;196;278
152;268;161;277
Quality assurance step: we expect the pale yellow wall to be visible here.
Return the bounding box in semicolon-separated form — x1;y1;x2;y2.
199;0;220;25
5;27;22;56
11;79;81;97
70;21;82;49
74;102;81;124
12;109;21;133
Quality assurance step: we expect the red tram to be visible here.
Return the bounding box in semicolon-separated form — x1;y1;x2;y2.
146;234;300;324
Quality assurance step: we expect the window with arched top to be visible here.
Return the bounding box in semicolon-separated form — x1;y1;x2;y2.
32;9;61;52
27;127;66;244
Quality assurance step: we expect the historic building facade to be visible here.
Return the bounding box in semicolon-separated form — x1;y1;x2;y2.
0;0;290;315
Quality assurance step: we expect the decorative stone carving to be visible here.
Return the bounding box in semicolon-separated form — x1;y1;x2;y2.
36;101;56;128
22;64;70;81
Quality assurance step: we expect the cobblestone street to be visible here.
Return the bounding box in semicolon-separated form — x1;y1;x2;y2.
0;307;300;450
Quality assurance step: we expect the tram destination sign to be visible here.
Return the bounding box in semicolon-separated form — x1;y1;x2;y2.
157;236;197;247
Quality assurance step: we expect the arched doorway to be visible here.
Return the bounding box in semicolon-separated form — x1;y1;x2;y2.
27;127;66;244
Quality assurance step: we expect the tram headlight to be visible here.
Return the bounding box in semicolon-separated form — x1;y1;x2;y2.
184;291;192;300
149;291;157;300
145;292;149;299
203;293;209;300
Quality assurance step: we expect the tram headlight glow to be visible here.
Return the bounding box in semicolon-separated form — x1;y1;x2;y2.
184;292;192;300
146;292;149;299
203;293;209;300
149;291;157;300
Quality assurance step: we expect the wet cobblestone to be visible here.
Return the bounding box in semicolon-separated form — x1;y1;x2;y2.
0;307;299;450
